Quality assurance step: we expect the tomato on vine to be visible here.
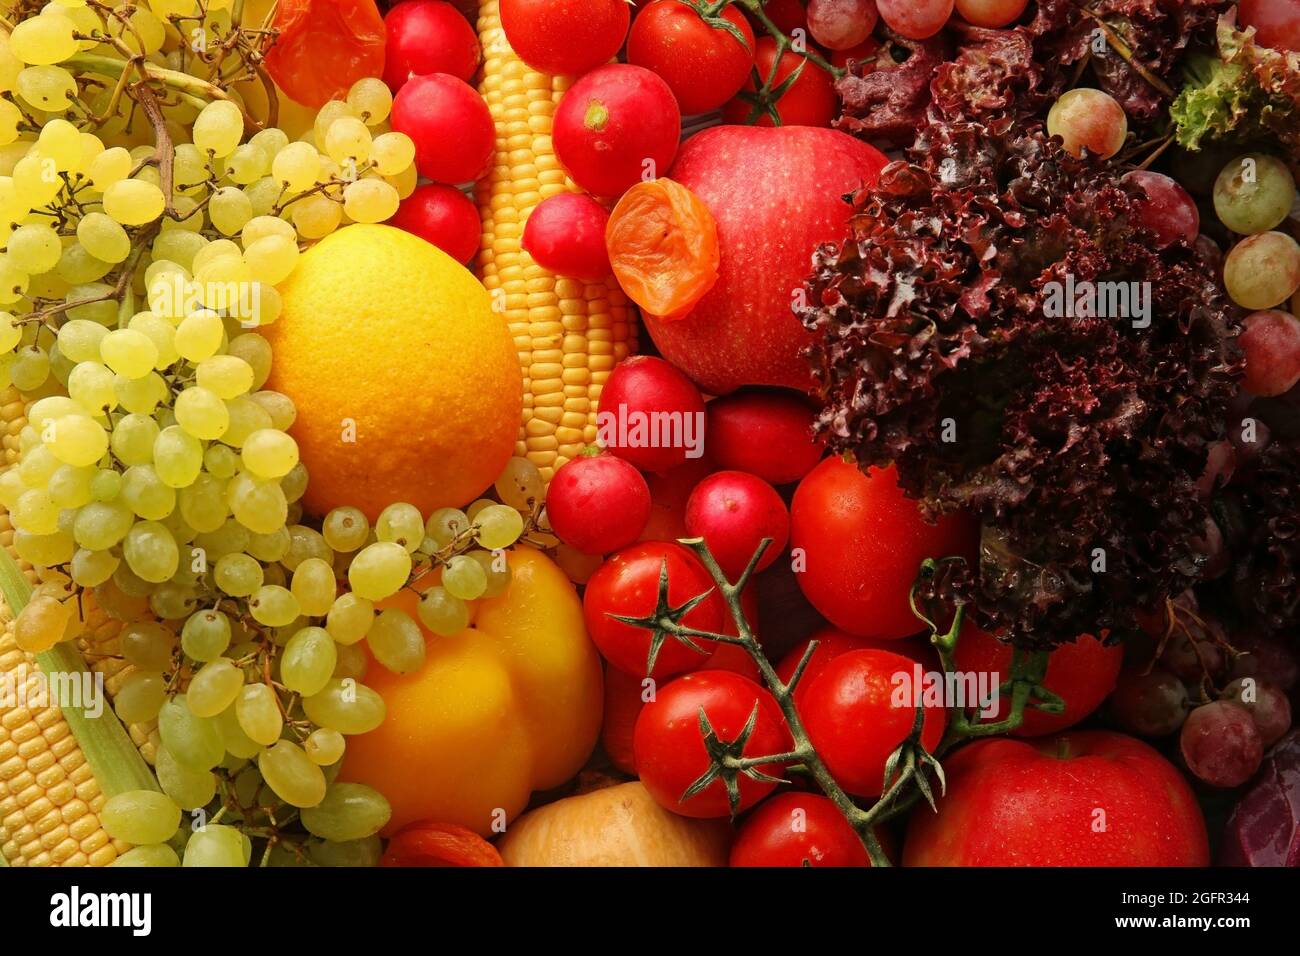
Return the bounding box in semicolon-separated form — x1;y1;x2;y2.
634;670;792;817
722;37;838;127
730;792;878;866
799;648;947;797
627;1;757;114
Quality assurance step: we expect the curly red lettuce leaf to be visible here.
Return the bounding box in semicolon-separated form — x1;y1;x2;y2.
836;35;948;148
800;119;1242;648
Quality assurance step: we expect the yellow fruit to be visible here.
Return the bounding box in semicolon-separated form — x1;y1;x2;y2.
265;224;521;520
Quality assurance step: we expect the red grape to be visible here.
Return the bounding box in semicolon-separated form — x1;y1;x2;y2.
388;184;481;263
1109;666;1189;737
1121;170;1199;248
955;0;1029;28
1221;678;1293;749
1240;0;1300;53
1195;439;1237;497
1161;629;1225;682
1239;310;1300;398
876;0;953;40
1046;88;1128;160
521;193;611;280
1180;700;1264;788
1230;632;1299;692
807;0;878;51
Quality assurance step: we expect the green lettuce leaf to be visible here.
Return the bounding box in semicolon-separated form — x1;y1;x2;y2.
1171;16;1300;151
1219;17;1300;149
1170;53;1260;150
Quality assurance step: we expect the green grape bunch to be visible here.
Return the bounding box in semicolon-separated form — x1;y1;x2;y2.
0;0;530;867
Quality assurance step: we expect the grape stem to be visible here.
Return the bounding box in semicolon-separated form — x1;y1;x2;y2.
1070;1;1174;98
62;52;263;132
651;536;893;866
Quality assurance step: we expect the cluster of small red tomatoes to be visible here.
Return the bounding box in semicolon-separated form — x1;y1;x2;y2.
543;357;1210;866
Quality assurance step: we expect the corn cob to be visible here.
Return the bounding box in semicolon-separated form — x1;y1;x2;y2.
0;386;156;866
475;0;638;484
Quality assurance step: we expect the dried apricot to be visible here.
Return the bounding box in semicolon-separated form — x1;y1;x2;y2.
605;178;720;321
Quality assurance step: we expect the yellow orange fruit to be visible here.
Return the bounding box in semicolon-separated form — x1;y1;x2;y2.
265;224;521;520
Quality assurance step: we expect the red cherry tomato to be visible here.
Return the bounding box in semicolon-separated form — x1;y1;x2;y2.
388;183;481;263
547;454;651;555
383;0;480;91
598;356;707;474
521;193;612;279
602;588;762;773
601;665;646;775
775;625;933;708
789;458;977;639
722;37;837;128
583;541;726;679
500;0;631;75
264;0;386;108
553;64;681;197
953;623;1123;737
730;792;874;866
685;470;789;579
390;74;494;184
800;648;947;797
704;390;824;485
634;670;791;817
627;2;756;115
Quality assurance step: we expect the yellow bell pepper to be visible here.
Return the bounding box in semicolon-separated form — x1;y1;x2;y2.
339;547;604;836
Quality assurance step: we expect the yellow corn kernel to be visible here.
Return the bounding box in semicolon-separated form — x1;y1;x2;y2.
475;0;637;484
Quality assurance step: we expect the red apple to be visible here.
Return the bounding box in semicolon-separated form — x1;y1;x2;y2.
645;126;888;395
904;731;1211;866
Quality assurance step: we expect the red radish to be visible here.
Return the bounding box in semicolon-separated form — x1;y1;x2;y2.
597;356;707;473
391;74;493;184
685;471;789;579
553;65;681;198
383;1;480;91
705;391;824;484
522;194;612;279
547;455;652;555
389;183;481;262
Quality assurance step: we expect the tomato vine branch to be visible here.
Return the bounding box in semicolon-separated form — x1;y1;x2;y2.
616;540;1071;866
